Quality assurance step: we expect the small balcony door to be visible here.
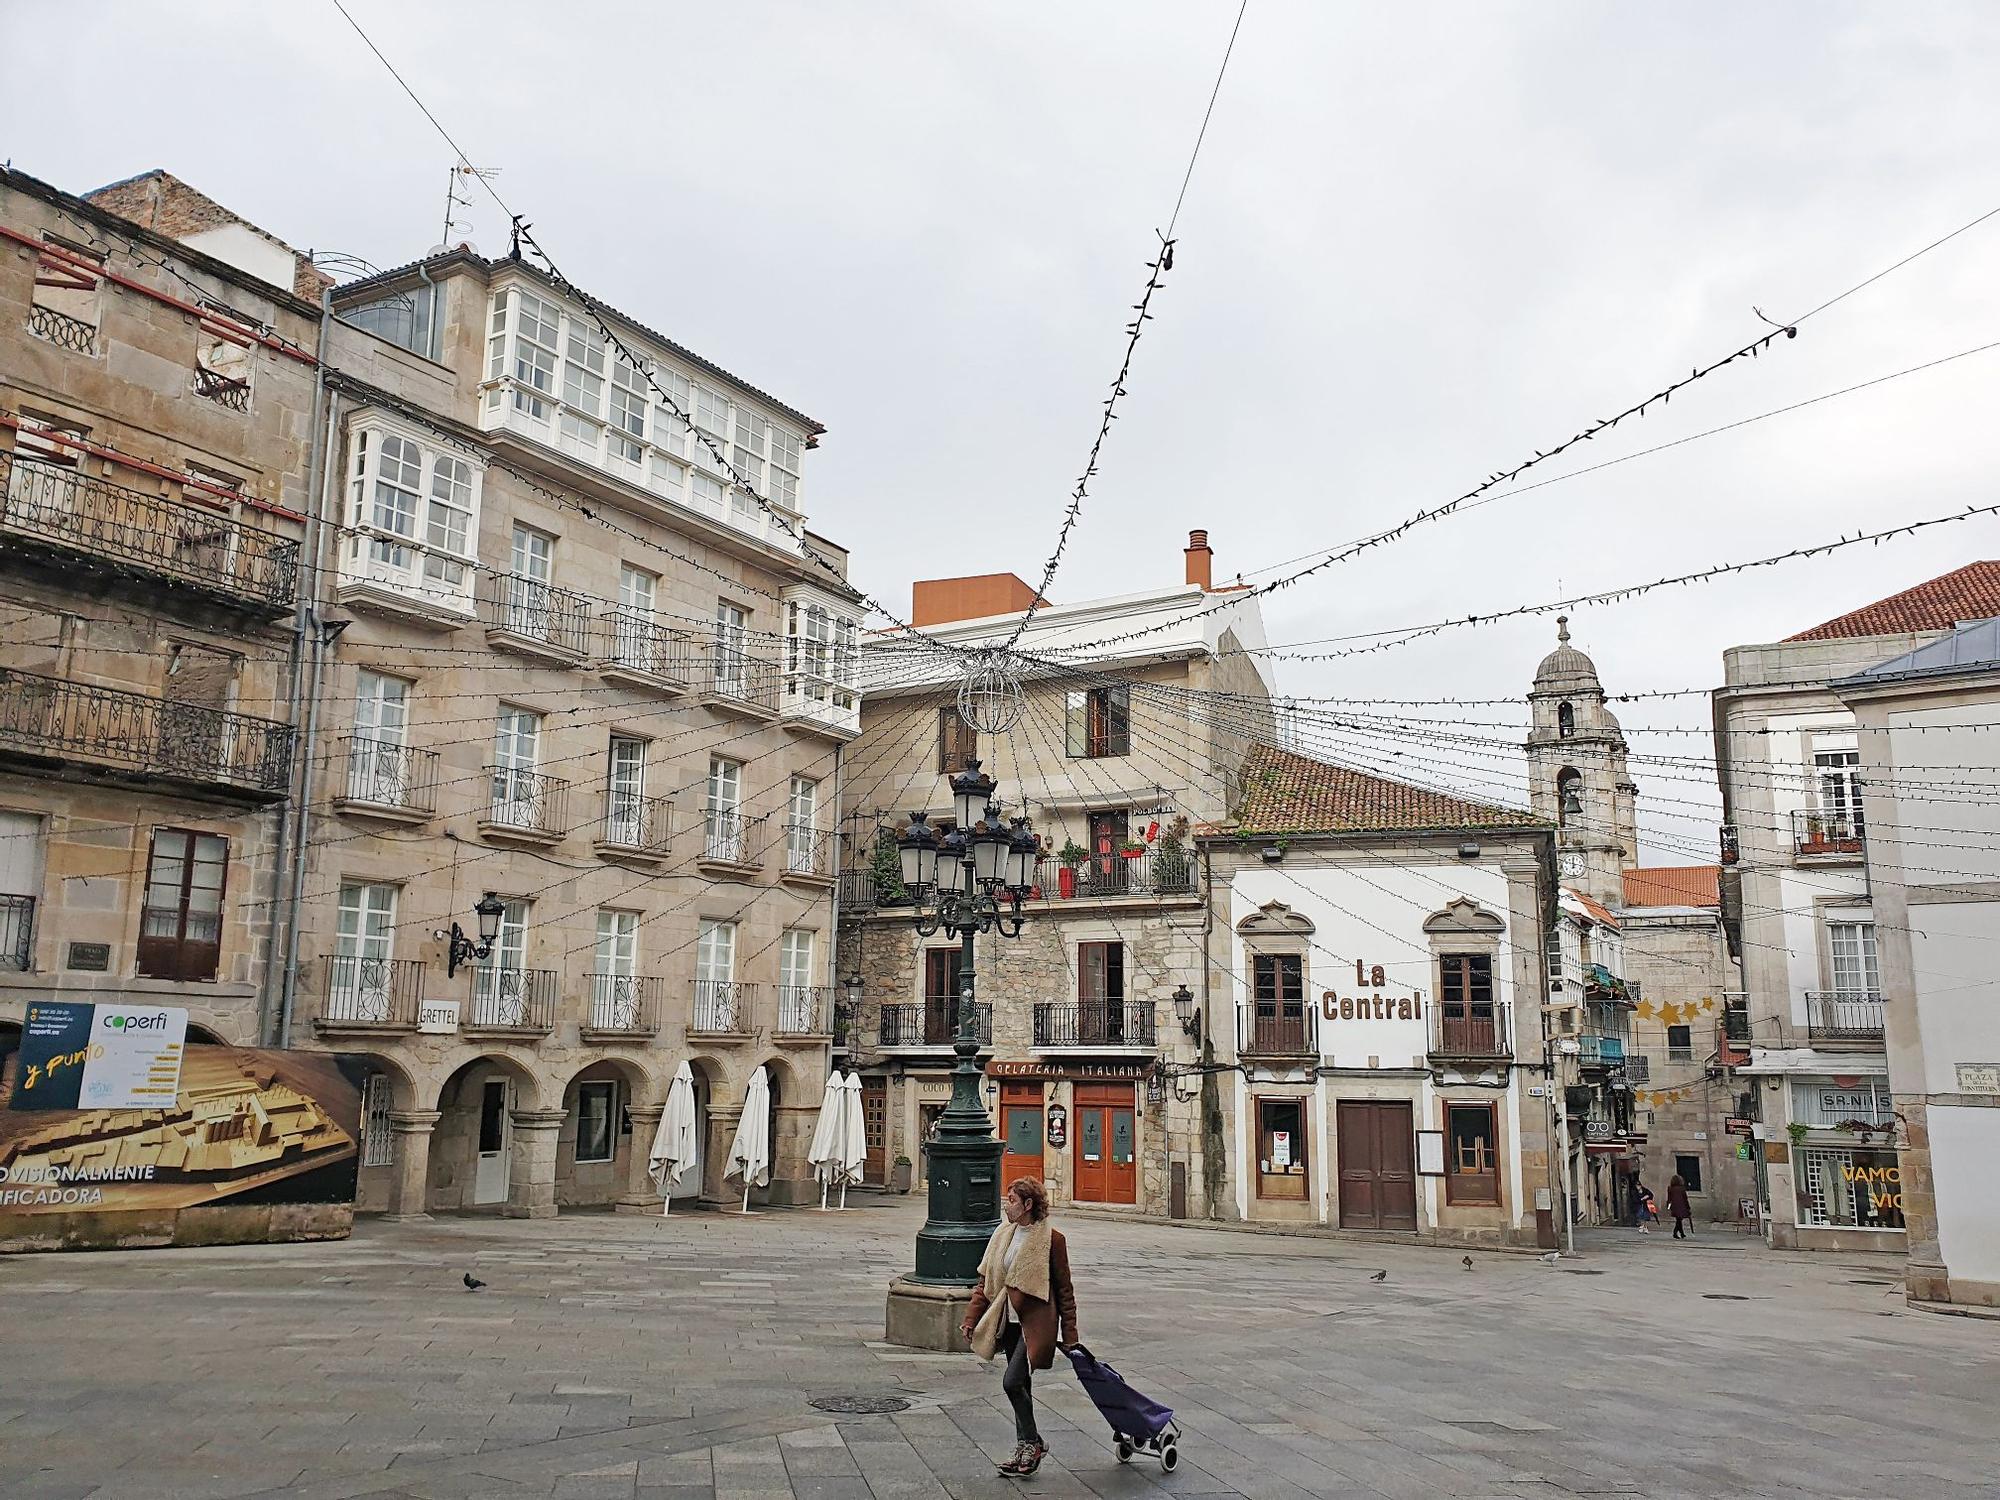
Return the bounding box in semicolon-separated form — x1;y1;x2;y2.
592;909;639;1027
714;600;748;696
1087;810;1129;894
787;775;818;873
472;900;530;1025
1079;941;1125;1044
333;880;396;1020
491;708;542;826
1815;750;1865;840
779;928;815;1032
695;918;737;1030
506;524;555;638
137;829;228;981
1251;953;1307;1052
924;948;962;1044
705;757;743;861
614;565;657;669
1438;954;1496;1053
352;671;411;803
607;736;646;845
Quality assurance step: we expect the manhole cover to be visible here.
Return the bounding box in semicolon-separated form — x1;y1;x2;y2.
1703;1293;1749;1301
809;1395;911;1415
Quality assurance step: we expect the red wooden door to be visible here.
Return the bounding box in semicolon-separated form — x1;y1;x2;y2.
1000;1080;1044;1189
1336;1101;1418;1230
861;1079;886;1184
1073;1084;1137;1204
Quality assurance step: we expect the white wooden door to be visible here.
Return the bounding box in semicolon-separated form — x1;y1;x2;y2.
473;1078;510;1204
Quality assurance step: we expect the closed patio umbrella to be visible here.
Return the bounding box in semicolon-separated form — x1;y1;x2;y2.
725;1065;772;1214
649;1061;699;1217
806;1069;845;1211
836;1071;867;1210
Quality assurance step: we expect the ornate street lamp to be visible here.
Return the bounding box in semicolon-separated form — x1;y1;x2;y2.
1172;982;1201;1044
898;759;1035;1287
438;891;505;978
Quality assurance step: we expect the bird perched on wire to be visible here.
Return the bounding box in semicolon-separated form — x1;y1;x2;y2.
462;1272;487;1291
1368;1270;1387;1283
1461;1256;1474;1271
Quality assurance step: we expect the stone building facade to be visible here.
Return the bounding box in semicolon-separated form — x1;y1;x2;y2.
0;168;324;1056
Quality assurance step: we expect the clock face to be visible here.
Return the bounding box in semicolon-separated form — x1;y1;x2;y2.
1559;851;1585;878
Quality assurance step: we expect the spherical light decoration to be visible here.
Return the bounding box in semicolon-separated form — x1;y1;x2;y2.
956;651;1025;734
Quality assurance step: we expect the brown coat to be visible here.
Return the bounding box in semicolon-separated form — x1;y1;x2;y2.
1667;1180;1691;1220
964;1225;1080;1370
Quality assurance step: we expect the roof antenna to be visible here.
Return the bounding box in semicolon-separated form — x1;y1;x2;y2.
443;162;501;250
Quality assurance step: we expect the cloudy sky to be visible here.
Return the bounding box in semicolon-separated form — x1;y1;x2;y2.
8;3;1998;858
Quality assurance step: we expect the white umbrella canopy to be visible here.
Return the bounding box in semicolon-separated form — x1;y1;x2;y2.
806;1071;846;1205
837;1072;867;1186
725;1065;772;1211
649;1061;699;1216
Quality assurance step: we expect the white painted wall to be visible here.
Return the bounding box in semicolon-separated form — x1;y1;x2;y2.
183;223;296;293
1928;1106;2000;1285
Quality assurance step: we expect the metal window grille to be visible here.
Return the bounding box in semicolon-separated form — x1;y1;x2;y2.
361;1073;394;1167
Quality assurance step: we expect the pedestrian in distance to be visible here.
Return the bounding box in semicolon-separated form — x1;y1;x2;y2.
1667;1174;1693;1239
962;1177;1080;1478
1635;1180;1658;1233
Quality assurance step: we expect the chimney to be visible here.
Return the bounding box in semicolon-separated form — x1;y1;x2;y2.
1184;529;1213;591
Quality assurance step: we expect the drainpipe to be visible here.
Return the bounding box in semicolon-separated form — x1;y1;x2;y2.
260;285;334;1045
826;739;845;1071
415;260;441;362
276;361;343;1049
1198;842;1224;1220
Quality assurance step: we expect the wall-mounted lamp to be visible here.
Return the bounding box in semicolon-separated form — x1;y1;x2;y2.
1458;841;1481;860
436;891;505;977
1172;983;1200;1044
1260;845;1283;863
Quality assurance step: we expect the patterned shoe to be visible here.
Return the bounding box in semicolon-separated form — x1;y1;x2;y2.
997;1442;1034;1474
1009;1442;1048;1477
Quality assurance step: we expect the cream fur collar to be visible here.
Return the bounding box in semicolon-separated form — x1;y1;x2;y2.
977;1217;1052;1305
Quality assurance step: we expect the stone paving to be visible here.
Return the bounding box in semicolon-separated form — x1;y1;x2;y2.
1;1199;1994;1499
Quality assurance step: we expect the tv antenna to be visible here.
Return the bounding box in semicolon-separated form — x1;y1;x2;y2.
443;163;502;248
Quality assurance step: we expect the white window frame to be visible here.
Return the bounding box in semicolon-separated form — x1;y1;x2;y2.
342;419;484;611
1827;920;1880;996
607;735;646;842
696;918;737;984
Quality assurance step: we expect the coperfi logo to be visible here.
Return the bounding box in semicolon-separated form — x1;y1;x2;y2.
101;1012;170;1032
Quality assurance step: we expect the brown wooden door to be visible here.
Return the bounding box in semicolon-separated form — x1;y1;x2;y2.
1073;1083;1137;1204
1337;1100;1418;1230
1000;1080;1044;1188
861;1079;886;1184
923;949;960;1044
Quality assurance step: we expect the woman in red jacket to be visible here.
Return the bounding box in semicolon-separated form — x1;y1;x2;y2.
962;1177;1080;1477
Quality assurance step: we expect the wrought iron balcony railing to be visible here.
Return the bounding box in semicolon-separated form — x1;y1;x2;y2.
598;792;673;855
1033;1001;1156;1049
481;573;592;658
1429;1000;1514;1058
0;893;34;971
483;766;570;840
1238;1007;1317;1057
467;966;559;1033
337;735;439;816
777;984;833;1036
586;972;662;1034
703;645;780;714
192;366;250;412
29;303;97;354
691;978;757;1035
1624;1054;1652;1083
700;809;766;868
319;955;424;1028
601;607;693;687
1792;808;1865;858
0;668;292;798
1;452;299;610
880;1001;993;1048
1033;848;1199;901
1805;989;1886;1040
782;822;834;880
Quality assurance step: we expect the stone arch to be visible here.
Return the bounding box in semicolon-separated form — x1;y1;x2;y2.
1556;766;1582;823
1557;700;1575;738
185;1022;229;1045
426;1052;546;1215
433;1051;543;1113
344;1048;420;1112
556;1057;654;1211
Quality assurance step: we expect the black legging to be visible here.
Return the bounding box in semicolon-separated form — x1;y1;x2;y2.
999;1323;1041;1445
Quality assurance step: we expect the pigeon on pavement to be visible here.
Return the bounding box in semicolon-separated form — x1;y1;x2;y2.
463;1272;487;1291
1538;1251;1562;1264
1461;1256;1474;1271
1368;1270;1387;1283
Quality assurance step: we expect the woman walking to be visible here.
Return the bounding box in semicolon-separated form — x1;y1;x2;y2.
962;1178;1080;1477
1634;1180;1658;1233
1667;1173;1693;1239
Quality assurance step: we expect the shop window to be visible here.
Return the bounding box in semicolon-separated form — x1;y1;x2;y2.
136;828;227;981
1444;1102;1499;1205
1674;1154;1703;1193
1255;1098;1308;1200
1794;1146;1903;1230
575;1080;617;1163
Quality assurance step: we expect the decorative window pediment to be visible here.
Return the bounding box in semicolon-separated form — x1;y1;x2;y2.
1237;900;1315;938
1422;897;1505;938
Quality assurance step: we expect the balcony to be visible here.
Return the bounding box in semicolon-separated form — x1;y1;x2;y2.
29;302;97;354
880;1002;993;1050
1238;1007;1317;1058
1;452;299;615
0;669;291;802
598;608;692;694
334;736;439;823
594;793;673;862
335;533;477;629
316;955;424;1032
1033;1001;1157;1052
1577;1033;1628;1067
690;978;757;1038
1793;809;1865;860
582;972;662;1040
838;868;912;914
1;894;35;971
192;365;251;413
1805;989;1886;1042
1624;1054;1651;1083
702;646;780;720
466;967;559;1036
482;574;592;664
777;984;834;1039
1428;1001;1514;1059
1033;849;1200;903
779;823;835;885
697;810;766;875
781;672;861;740
480;766;570;846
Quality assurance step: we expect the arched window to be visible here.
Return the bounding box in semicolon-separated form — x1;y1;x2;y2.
1557;701;1575;738
1557;767;1582;823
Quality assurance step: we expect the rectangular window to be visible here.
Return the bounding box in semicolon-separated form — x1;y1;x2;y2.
332;881;399;1021
938;707;977;774
1438;954;1496;1051
1666;1023;1693;1063
691;471;726;514
491;707;543;825
780;927;815;991
575;1079;616;1164
367;434;423;564
1815;749;1865;836
1065;685;1130;758
340;285;434;358
787;775;819;874
924;947;962;1043
29;238;103;352
425;456;474;587
595;909;638;976
511;291;561;416
693;385;729;457
609;358;648;463
1444;1102;1500;1205
652;369;690;457
194;327;253;409
1828;921;1880;996
137;829;227;980
696;918;736;982
705;756;744;861
607;735;646;843
1251;953;1307;1052
1256;1098;1308;1200
1795;1146;1904;1230
1079;941;1126;1044
563;321;606;413
354;671;410;744
768;424;802;510
732;407;766;492
346;425;481;597
1790;1077;1895;1129
1674;1154;1703;1193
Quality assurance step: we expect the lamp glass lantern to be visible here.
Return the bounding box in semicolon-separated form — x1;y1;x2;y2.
950;758;997;833
1005;819;1038;891
898;812;939;891
970;805;1010;886
474;891;505;944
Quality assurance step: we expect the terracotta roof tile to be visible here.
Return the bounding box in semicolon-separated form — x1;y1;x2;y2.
1621;866;1721;909
1564;887;1621;930
1785;561;2000;642
1233;743;1543;835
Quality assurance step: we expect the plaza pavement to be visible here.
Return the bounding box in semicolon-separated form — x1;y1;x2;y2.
0;1198;1993;1500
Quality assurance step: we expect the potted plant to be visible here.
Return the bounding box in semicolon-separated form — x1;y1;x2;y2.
1119;840;1147;860
870;826;910;907
1056;839;1088;899
891;1154;913;1193
1153;817;1191;890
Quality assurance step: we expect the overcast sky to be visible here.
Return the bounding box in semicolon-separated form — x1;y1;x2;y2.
7;3;1998;860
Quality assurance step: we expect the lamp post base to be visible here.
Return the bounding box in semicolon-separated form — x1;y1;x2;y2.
884;1275;975;1352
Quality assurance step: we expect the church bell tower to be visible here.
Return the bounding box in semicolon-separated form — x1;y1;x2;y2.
1525;616;1638;903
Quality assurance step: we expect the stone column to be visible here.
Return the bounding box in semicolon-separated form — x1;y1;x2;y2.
614;1104;666;1214
506;1108;567;1220
384;1110;441;1221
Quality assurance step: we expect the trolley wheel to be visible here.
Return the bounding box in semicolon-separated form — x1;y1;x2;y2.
1114;1437;1134;1463
1160;1439;1180;1472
